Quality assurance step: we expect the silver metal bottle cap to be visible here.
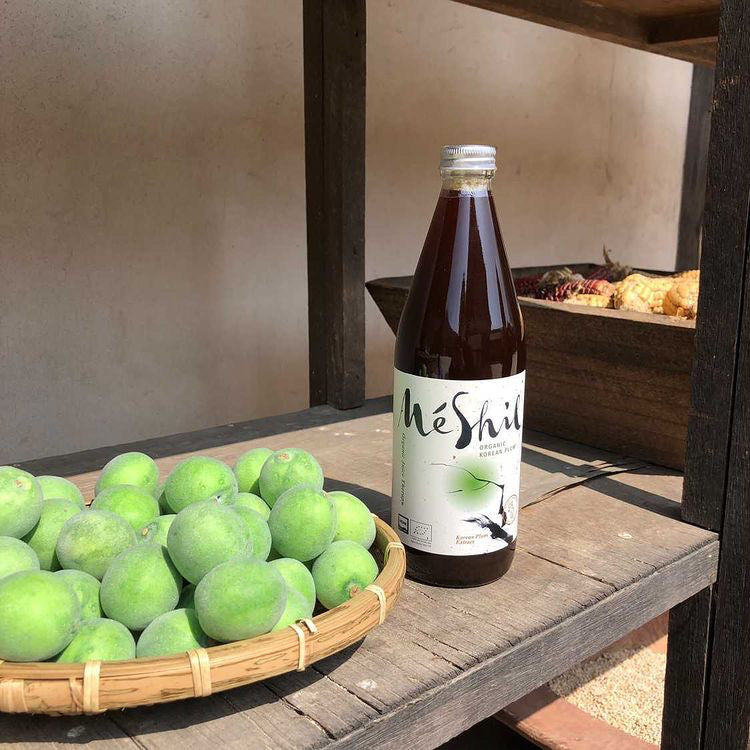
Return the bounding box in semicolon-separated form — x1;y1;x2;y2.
440;144;496;173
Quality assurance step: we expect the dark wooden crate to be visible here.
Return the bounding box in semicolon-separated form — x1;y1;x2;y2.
367;265;695;470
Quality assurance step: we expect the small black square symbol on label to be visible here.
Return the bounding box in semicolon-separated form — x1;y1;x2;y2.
398;514;409;534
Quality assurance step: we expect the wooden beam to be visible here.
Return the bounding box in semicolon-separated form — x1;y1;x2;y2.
450;0;716;65
675;65;714;271
704;323;750;750
303;0;366;410
648;11;719;48
681;4;750;531
673;2;750;749
451;0;647;47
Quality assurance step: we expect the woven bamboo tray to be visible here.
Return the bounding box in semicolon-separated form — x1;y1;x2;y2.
0;516;405;715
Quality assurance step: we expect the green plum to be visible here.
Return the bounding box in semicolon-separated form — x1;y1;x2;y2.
268;558;316;611
136;608;211;658
231;492;270;521
92;484;159;533
0;537;39;580
195;558;286;642
164;457;237;513
96;452;160;497
329;491;376;548
23;498;80;570
0;570;80;661
312;541;378;610
271;589;314;632
56;510;137;580
233;448;273;495
37;476;84;508
167;500;251;584
258;449;323;508
268;486;336;562
0;467;43;539
56;569;103;621
56;618;135;663
100;543;182;631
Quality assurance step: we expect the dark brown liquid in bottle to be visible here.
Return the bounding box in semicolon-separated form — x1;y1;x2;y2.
395;183;526;587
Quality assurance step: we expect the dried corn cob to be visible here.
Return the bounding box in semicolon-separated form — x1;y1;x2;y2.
514;274;542;297
536;280;583;301
536;267;584;301
579;278;615;297
613;288;651;313
563;294;613;308
675;269;700;281
613;274;674;314
664;279;699;318
619;273;675;290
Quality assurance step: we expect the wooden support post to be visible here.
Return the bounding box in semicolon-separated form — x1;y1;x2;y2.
663;3;750;748
675;64;714;271
661;588;713;750
303;0;366;410
681;3;750;534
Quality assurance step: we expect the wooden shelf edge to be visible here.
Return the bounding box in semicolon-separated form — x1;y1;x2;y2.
324;539;718;749
450;0;717;65
648;10;719;48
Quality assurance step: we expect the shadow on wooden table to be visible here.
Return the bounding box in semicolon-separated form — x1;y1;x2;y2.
521;440;682;520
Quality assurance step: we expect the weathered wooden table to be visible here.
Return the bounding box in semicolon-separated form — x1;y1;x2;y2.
310;1;750;744
3;398;717;749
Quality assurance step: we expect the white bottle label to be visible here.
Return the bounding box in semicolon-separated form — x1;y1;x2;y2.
392;368;525;556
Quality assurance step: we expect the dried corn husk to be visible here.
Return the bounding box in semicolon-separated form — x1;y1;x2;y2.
586;246;633;282
539;267;583;287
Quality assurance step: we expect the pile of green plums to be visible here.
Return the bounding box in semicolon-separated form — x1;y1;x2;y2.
0;448;379;663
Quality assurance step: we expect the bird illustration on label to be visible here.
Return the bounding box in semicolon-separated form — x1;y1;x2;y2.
433;463;517;545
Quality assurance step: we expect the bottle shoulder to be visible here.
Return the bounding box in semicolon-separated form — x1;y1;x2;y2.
395;186;525;379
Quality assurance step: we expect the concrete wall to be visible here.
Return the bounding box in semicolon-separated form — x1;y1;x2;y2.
1;0;693;463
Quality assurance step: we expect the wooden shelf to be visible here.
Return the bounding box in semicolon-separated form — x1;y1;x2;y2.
452;0;719;64
4;401;718;750
366;272;696;470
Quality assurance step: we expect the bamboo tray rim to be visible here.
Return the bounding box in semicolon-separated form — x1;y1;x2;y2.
0;515;406;715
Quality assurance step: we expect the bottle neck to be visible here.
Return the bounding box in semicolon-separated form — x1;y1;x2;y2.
440;169;494;195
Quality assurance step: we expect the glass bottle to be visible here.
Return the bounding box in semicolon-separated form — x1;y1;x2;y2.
392;145;526;587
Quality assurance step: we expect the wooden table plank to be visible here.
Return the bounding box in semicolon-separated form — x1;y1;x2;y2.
327;545;716;750
4;405;718;750
12;397;392;478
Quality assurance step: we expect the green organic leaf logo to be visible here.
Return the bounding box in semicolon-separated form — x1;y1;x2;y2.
433;461;505;512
